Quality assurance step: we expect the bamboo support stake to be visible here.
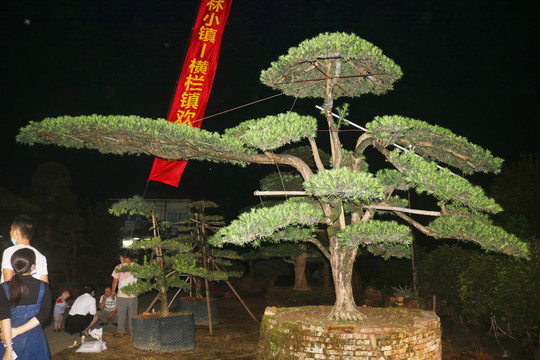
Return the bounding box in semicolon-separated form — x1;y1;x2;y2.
365;205;441;217
254;190;307;196
214;262;259;322
168;288;183;309
144;270;182;313
198;215;213;335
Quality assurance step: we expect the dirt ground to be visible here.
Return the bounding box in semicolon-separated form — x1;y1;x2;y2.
51;292;522;360
52;294;266;360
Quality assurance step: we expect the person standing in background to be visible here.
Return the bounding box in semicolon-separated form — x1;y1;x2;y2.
2;215;48;284
111;255;137;337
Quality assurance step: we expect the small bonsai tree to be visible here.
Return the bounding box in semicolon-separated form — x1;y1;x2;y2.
109;196;232;316
18;32;529;322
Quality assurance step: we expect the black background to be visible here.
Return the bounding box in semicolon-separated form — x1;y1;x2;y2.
2;0;538;217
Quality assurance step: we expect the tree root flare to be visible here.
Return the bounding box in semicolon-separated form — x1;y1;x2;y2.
328;308;367;321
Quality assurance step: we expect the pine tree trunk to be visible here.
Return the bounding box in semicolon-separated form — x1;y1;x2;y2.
328;238;364;320
195;278;203;299
158;274;169;315
292;251;311;291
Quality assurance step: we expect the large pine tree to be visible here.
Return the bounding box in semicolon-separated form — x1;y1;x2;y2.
17;32;528;320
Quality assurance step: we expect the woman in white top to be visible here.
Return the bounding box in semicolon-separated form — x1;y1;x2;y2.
64;284;98;336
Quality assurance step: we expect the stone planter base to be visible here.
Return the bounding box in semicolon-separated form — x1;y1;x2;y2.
132;313;195;352
258;306;441;359
177;297;219;325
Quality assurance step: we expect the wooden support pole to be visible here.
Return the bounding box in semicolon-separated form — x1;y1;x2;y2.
199;216;213;335
254;190;307;196
214;262;259;322
364;205;441;217
168;288;183;309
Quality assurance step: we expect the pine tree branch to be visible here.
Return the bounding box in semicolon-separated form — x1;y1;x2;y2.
263;152;313;181
352;133;374;171
305;237;330;260
392;211;438;237
308;137;325;171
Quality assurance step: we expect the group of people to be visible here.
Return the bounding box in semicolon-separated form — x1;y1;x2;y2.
61;255;137;338
0;215;138;359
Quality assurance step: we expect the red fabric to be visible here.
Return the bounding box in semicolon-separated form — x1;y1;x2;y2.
148;0;233;187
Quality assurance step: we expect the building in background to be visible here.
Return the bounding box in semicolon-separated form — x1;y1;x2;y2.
114;197;190;247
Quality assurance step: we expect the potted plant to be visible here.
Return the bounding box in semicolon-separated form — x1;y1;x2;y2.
391;285;420;308
109;196;207;352
175;201;241;327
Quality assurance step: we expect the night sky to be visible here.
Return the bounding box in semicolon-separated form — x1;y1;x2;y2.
1;1;538;217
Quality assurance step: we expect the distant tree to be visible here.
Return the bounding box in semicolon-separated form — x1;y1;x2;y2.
18;32;528;320
245;242;323;291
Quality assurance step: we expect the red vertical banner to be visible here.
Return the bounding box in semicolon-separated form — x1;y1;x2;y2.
148;0;233;187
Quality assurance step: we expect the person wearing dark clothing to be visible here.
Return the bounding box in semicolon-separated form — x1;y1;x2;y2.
0;248;51;360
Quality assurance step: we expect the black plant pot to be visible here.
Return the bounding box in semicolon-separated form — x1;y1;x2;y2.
132;313;195;352
177;297;219;325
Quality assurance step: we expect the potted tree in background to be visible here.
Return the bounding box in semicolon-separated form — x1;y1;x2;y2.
175;200;242;328
109;196;231;352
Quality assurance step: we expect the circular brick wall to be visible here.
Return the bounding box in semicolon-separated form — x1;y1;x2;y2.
258;306;441;360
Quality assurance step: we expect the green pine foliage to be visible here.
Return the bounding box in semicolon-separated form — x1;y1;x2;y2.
244;243;307;260
224;112;317;151
17;114;254;166
268;226;318;243
260;32;403;99
337;220;412;258
211;199;324;247
109;195;154;218
303;168;385;202
367;115;503;174
428;208;528;258
388;150;502;213
375;169;410;193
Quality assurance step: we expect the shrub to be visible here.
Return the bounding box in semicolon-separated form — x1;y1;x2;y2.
459;239;539;347
420;241;540;348
419;244;474;316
